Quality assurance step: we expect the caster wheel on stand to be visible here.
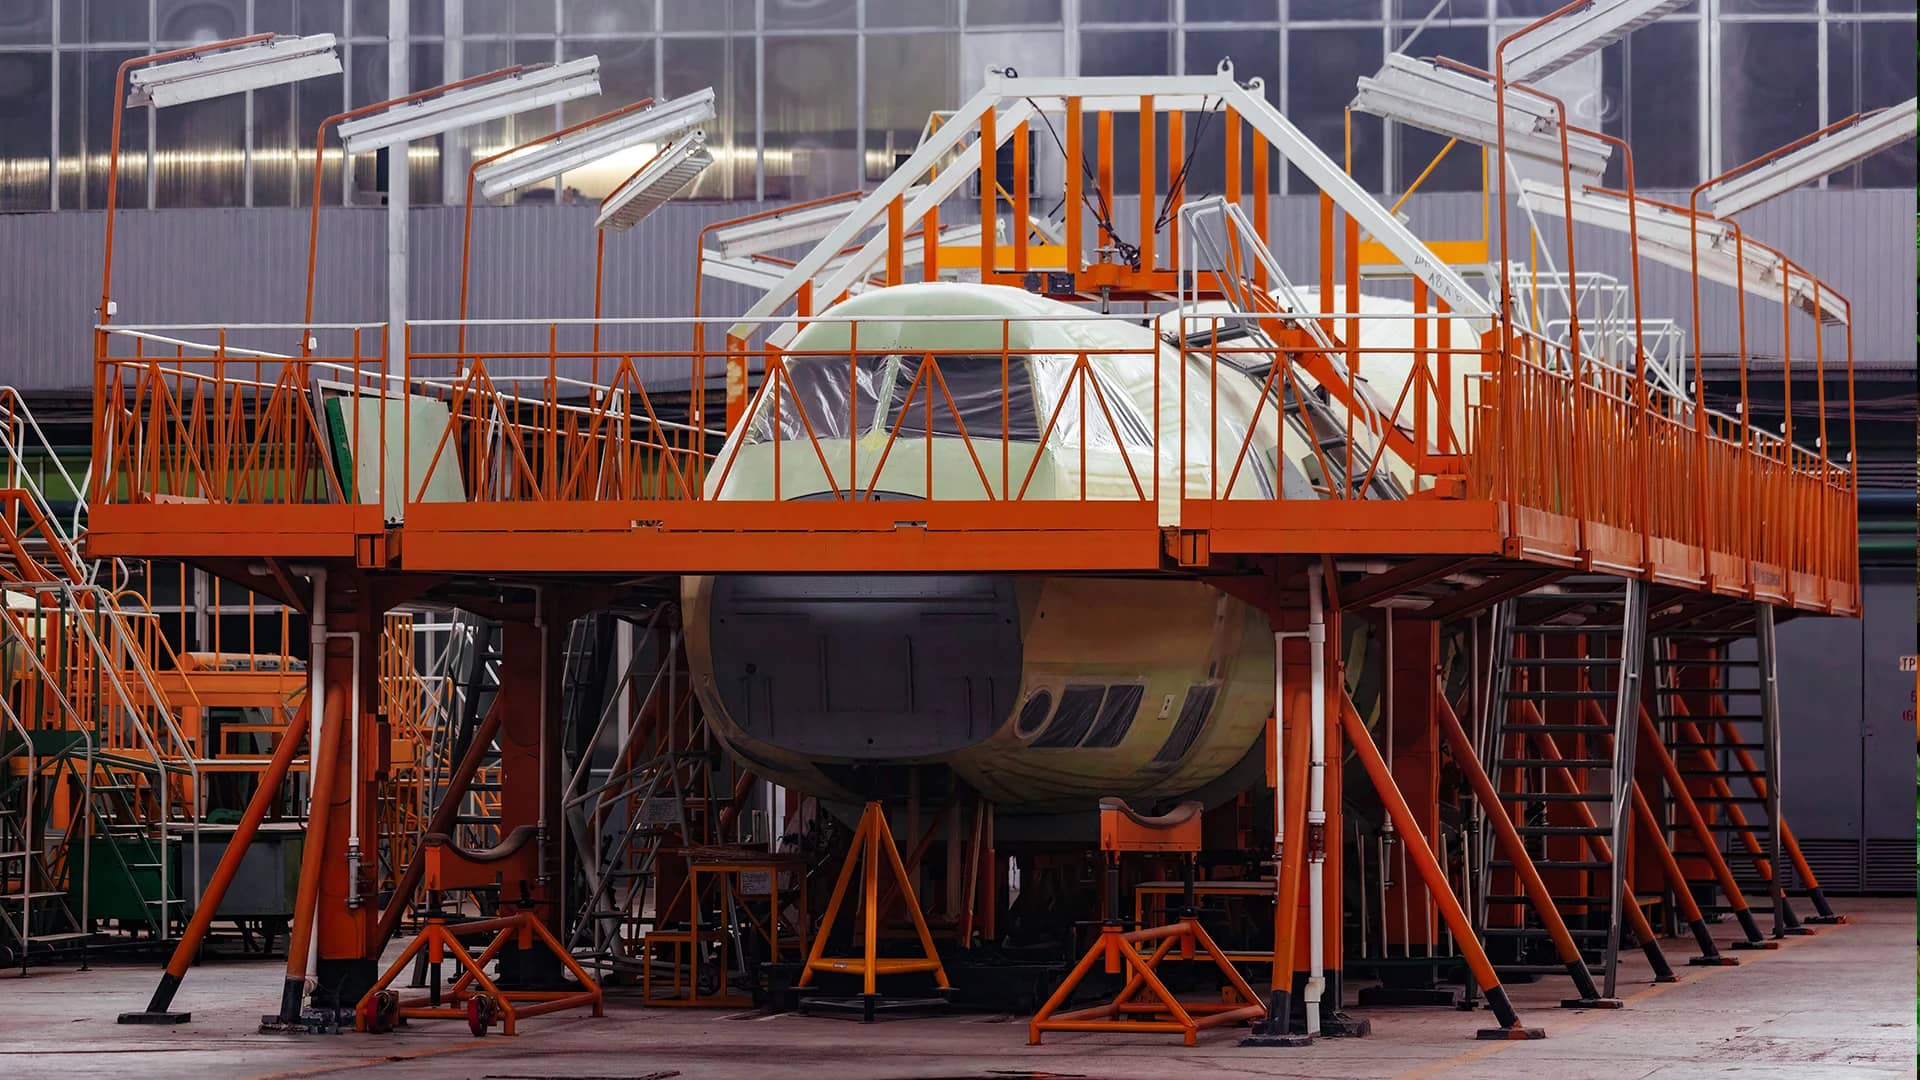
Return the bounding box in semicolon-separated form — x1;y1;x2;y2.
360;990;400;1034
465;995;498;1037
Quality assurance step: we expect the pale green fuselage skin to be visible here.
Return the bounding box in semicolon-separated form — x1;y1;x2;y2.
683;283;1284;812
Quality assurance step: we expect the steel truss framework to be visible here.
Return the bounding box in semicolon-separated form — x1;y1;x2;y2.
85;63;1860;1043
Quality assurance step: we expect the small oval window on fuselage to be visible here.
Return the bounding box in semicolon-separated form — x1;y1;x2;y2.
1014;688;1054;737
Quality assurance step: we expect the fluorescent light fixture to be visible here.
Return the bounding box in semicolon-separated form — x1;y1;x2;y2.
709;187;929;259
338;57;602;153
1502;1;1691;83
1352;54;1612;179
1517;179;1846;325
128;34;340;107
595;130;713;232
474;86;716;200
1703;98;1918;217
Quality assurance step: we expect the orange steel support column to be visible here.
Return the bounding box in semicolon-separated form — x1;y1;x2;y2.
1138;96;1155;274
1096;109;1115;251
1224;109;1241;211
279;689;347;1022
922;204;940;283
1013;122;1030;274
312;604;384;1015
1251;129;1269;291
1065;97;1083;277
886;195;904;286
1166;110;1184;276
980;106;997;277
1383;620;1440;959
1253;640;1313;1042
1339;692;1541;1040
492;607;568;989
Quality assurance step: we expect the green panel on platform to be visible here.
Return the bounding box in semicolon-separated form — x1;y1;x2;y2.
320;390;465;520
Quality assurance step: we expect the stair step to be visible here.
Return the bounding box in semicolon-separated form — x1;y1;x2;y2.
1493;859;1611;871
1515;825;1613;837
1512;625;1623;634
1507;658;1623;667
0;890;63;900
1691;795;1769;804
1654;659;1759;667
1664;741;1764;752
1678;769;1770;778
1500;791;1612;802
1503;691;1619;701
23;932;91;945
1484;926;1612;939
1498;758;1613;769
1504;723;1612;734
1486;894;1614;905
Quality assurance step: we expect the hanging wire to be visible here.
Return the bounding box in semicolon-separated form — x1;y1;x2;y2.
1154;96;1219;235
1025;97;1140;270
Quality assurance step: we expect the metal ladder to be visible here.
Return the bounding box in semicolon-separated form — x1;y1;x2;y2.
1652;606;1820;938
1480;578;1647;999
1177;195;1408;502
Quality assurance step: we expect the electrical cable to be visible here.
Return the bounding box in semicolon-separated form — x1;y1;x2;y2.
1025;96;1140;270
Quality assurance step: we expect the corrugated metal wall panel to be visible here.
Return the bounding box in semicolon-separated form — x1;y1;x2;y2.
1;187;1910;394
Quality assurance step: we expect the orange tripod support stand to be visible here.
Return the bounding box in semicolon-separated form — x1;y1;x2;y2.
355;827;604;1036
796;801;950;1018
1029;799;1267;1046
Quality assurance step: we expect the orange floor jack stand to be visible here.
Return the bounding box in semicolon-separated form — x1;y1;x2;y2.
1029;800;1267;1047
354;828;603;1037
795;801;951;1021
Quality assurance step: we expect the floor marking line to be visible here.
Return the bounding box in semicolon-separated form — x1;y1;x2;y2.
1389;918;1848;1080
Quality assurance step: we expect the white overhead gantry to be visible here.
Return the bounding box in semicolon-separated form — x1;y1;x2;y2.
725;64;1497;353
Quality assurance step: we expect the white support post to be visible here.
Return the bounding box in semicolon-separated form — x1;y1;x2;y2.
387;2;410;346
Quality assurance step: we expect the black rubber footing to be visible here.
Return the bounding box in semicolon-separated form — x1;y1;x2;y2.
1240;1032;1314;1047
1654;973;1680;984
1319;1012;1373;1038
1688;955;1740;966
1730;939;1780;951
795;994;948;1023
1780;926;1817;937
1477;1026;1547;1040
1559;997;1624;1010
117;1011;190;1025
1804;915;1849;925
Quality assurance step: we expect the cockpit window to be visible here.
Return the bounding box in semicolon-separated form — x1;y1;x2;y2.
887;354;1041;442
743;353;1041;445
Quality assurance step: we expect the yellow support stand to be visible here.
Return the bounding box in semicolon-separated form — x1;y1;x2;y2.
796;801;950;1019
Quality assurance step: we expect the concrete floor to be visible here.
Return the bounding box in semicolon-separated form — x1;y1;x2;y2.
1;898;1911;1080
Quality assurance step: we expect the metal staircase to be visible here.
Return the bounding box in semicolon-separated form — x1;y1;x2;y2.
1651;606;1831;938
1177;195;1408;502
1479;579;1648;1000
0;724;88;968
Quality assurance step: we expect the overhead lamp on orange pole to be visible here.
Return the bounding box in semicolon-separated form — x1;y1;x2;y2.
455;99;655;366
301;66;534;357
99;33;341;329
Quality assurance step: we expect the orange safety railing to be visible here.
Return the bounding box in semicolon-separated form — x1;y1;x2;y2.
87;303;1857;607
91;325;387;508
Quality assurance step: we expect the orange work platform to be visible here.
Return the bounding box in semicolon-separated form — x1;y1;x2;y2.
83;332;1858;615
